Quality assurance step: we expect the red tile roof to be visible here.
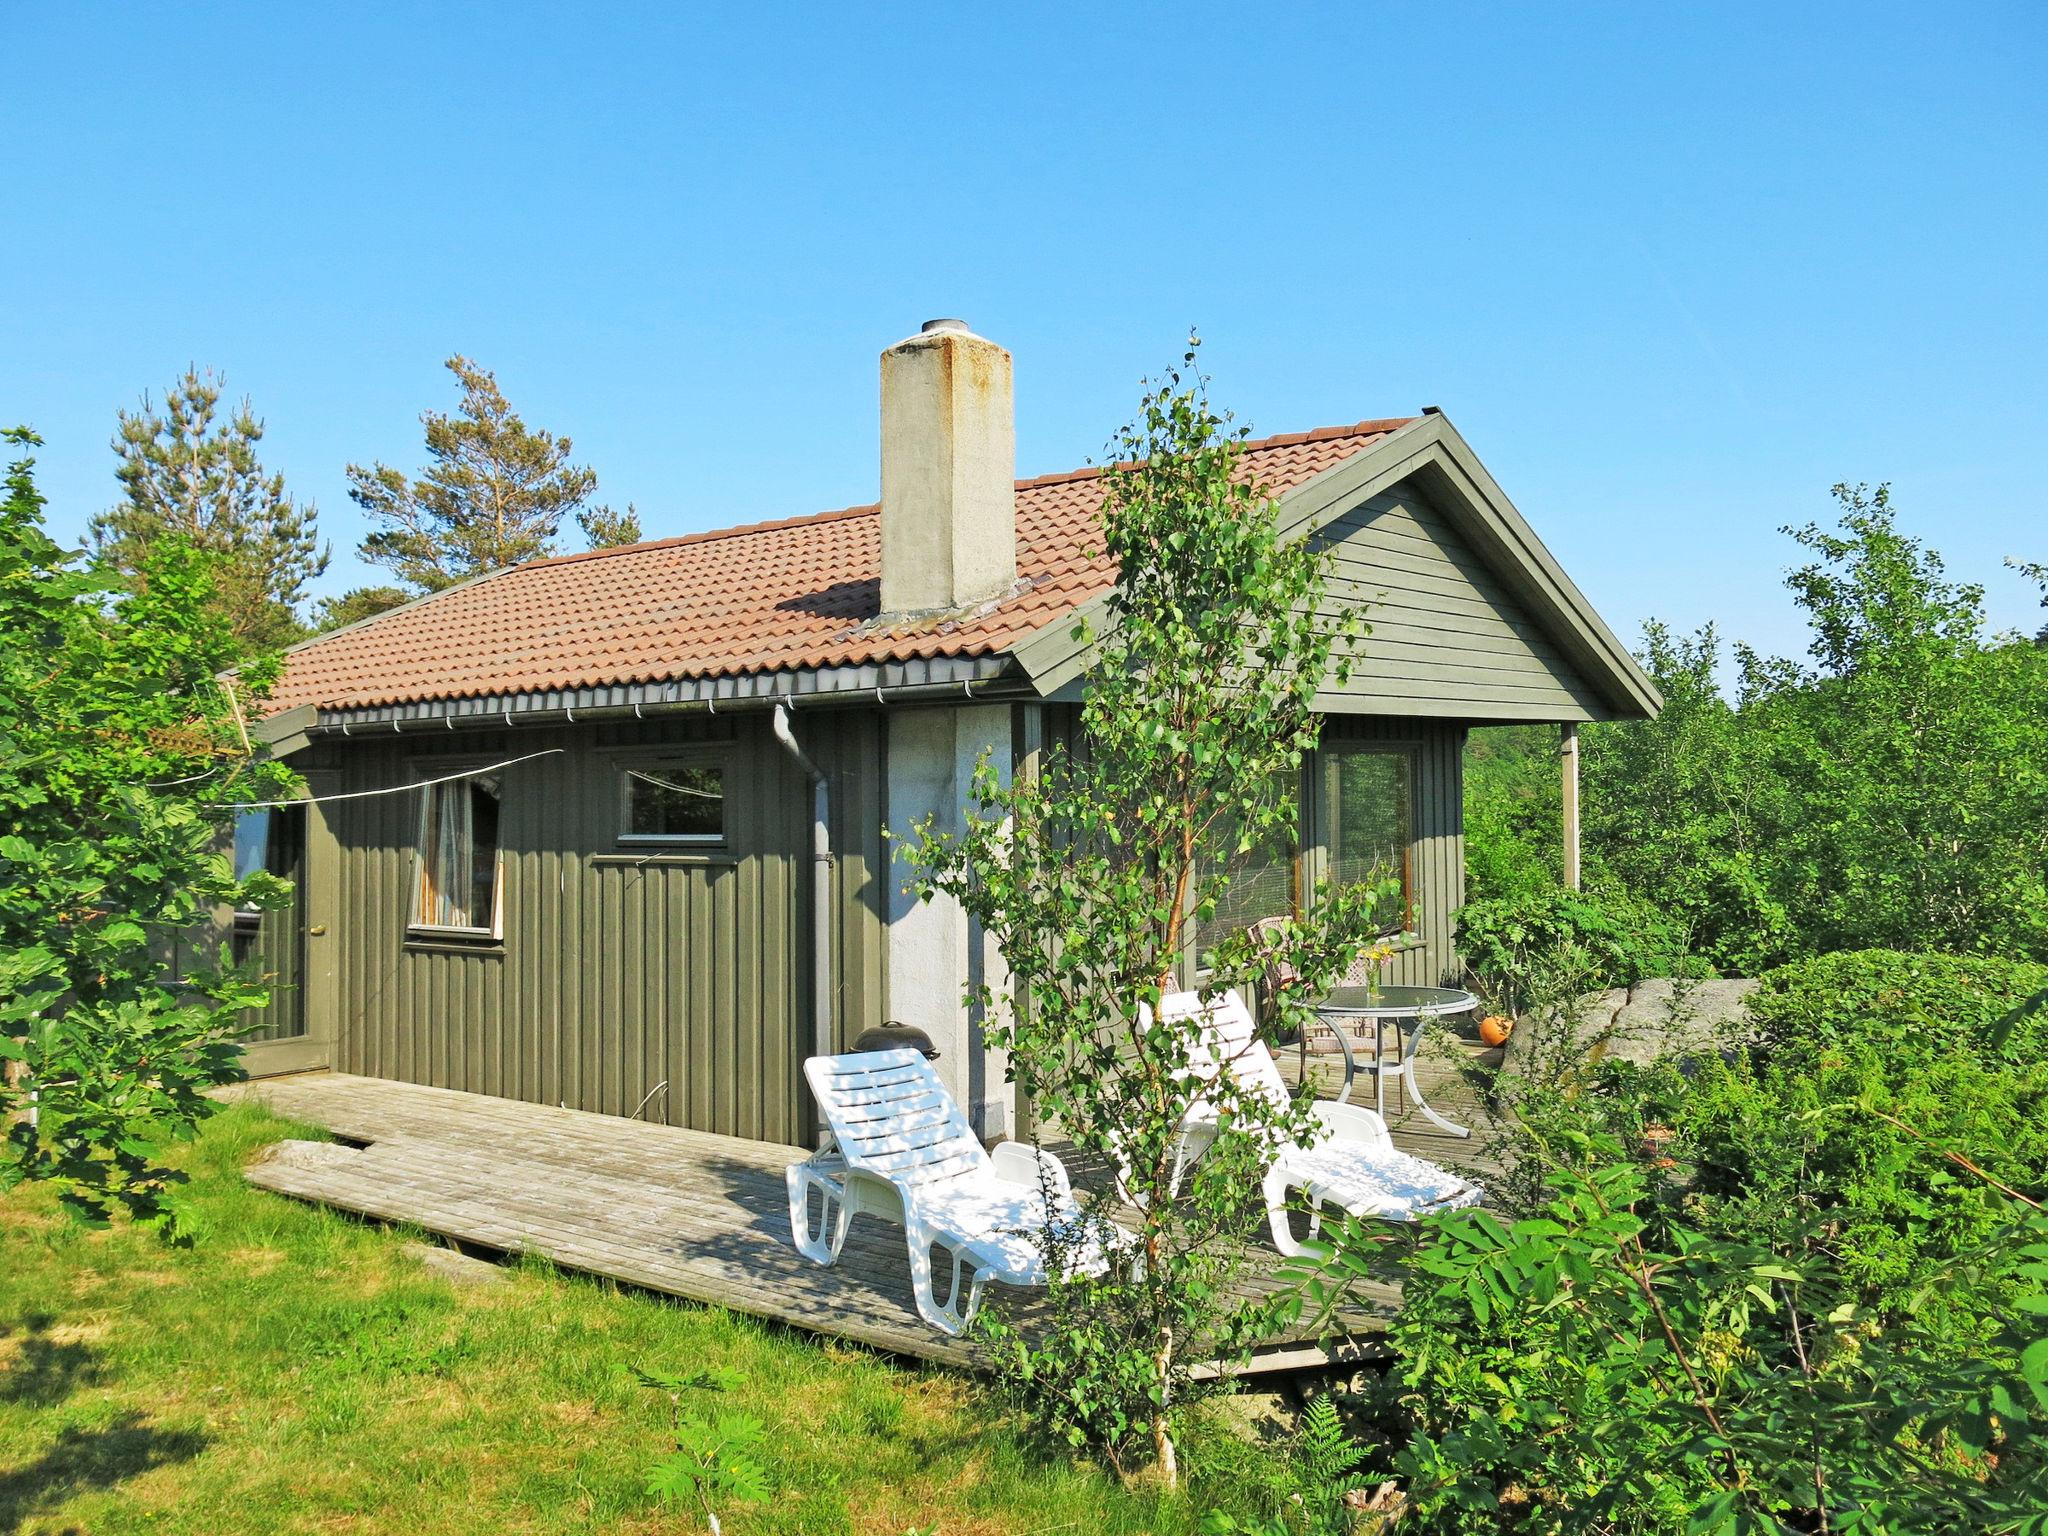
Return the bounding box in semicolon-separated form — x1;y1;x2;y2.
272;419;1414;712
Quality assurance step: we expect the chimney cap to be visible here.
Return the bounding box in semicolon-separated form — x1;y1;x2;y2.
1420;404;1443;415
920;317;971;335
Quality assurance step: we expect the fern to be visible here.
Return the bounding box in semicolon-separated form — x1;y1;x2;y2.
1293;1395;1368;1536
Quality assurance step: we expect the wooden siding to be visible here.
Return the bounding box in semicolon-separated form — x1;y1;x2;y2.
1309;483;1612;721
298;708;888;1146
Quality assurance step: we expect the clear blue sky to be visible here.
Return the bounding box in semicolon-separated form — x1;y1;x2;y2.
6;2;2044;660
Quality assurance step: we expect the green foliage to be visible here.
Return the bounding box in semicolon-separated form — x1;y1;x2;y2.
1467;486;2048;973
1196;1396;1375;1536
637;1363;770;1533
89;367;328;652
576;500;643;549
1273;945;2048;1533
1746;947;2048;1063
2008;555;2048;645
347;354;616;594
0;428;293;1231
1580;620;1796;974
1461;726;1563;905
1678;949;2048;1312
1455;887;1702;1012
905;340;1392;1482
1281;1135;2048;1534
312;583;411;632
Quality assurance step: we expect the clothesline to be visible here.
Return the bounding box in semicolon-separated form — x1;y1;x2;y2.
219;748;565;811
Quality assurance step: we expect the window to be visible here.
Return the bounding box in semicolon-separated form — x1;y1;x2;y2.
1202;770;1301;949
1321;746;1413;931
232;809;272;913
414;774;502;934
621;760;726;843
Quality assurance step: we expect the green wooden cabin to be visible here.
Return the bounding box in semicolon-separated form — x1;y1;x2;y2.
237;321;1657;1147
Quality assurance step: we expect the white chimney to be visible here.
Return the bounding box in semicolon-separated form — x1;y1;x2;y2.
879;319;1016;618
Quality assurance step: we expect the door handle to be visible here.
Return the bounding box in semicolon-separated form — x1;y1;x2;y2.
308;925;328;936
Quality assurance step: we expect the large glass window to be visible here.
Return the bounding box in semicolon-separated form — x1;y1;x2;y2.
622;760;726;843
1201;772;1301;950
415;775;502;933
1322;746;1413;931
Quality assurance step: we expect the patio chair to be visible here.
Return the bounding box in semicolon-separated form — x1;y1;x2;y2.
1130;988;1482;1258
788;1048;1122;1336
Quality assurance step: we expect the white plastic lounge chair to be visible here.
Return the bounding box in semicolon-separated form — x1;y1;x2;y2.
1135;989;1482;1257
788;1048;1120;1335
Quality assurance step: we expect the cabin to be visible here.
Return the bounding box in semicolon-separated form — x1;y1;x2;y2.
234;320;1658;1147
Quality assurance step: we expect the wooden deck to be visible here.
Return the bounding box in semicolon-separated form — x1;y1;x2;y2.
232;1069;1486;1377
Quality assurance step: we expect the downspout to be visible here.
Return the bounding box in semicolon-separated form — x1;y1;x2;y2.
771;703;834;1124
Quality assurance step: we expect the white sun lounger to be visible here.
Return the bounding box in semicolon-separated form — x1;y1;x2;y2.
787;1048;1120;1335
1136;989;1483;1257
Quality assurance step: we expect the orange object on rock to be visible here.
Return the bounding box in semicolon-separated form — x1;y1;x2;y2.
1478;1014;1515;1047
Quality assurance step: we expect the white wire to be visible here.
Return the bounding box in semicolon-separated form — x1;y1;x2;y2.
218;748;565;810
624;767;723;800
142;765;231;789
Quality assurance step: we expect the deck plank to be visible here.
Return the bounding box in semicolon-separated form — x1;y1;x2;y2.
230;1073;1402;1376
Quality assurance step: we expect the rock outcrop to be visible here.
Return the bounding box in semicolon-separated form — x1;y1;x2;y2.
1501;976;1761;1081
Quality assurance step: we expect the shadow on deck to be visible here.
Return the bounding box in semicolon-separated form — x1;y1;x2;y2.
231;1033;1506;1379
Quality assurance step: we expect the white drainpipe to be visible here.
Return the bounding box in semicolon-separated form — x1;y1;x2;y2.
771;703;834;1128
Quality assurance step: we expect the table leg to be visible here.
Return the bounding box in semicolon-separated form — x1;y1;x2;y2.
1404;1015;1471;1138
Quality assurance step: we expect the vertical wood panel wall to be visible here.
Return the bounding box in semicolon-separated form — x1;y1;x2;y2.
304;708;887;1146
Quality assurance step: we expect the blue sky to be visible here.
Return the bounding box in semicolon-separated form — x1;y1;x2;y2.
6;2;2044;660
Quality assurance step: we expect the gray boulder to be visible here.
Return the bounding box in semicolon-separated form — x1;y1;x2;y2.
1501;976;1760;1081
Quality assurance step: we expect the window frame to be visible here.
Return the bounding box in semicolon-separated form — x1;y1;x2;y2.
408;764;507;941
613;747;732;848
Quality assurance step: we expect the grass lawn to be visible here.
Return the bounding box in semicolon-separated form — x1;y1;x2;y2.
0;1102;1270;1535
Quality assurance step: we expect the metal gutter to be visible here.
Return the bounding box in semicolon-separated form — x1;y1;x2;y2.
300;655;1030;737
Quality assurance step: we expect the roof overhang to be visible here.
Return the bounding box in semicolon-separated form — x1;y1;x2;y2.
292;652;1029;737
1005;414;1662;721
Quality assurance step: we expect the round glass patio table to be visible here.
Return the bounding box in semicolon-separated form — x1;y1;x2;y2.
1311;984;1481;1138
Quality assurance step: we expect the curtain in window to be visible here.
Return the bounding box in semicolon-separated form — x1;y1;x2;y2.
418;779;500;930
420;782;473;928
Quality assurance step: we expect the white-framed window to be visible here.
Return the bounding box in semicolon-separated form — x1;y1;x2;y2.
619;758;727;844
413;772;503;936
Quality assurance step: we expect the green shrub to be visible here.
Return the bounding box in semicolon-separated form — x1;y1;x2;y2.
1279;1139;2048;1535
1268;945;2048;1531
1455;887;1705;1012
1748;947;2048;1063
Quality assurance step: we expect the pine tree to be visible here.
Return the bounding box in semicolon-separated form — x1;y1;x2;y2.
90;368;327;651
313;584;411;632
578;501;643;549
348;355;613;592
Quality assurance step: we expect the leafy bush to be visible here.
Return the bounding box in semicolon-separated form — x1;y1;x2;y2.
1677;948;2048;1315
637;1364;768;1535
0;429;293;1231
1278;1128;2048;1534
1746;947;2048;1063
1269;945;2048;1532
1456;887;1703;1012
1462;725;1563;906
